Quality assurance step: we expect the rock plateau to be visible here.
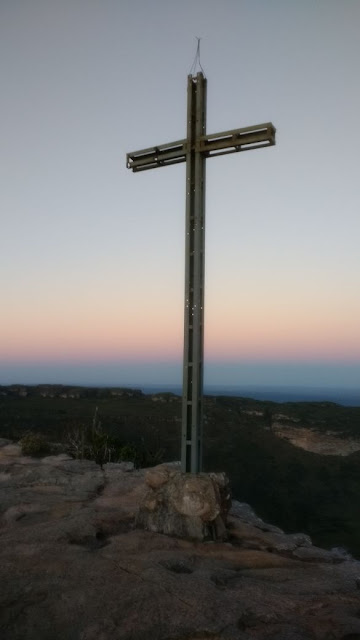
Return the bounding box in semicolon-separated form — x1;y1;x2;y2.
1;439;360;640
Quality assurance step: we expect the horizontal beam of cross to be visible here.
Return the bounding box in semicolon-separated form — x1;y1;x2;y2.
126;122;275;172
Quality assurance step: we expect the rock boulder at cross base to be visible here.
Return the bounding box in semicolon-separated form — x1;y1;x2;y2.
1;442;360;640
136;465;231;540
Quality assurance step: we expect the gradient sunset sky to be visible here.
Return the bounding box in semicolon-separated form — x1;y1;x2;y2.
1;0;359;389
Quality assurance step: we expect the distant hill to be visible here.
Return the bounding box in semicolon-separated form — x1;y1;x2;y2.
141;384;360;406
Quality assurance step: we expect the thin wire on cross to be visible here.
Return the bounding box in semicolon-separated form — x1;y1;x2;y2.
189;37;206;76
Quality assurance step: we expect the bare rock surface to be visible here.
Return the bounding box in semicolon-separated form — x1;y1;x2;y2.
1;443;360;640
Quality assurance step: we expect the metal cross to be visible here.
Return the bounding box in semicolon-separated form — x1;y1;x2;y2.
127;72;276;473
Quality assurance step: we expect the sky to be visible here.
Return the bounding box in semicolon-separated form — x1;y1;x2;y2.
1;0;359;390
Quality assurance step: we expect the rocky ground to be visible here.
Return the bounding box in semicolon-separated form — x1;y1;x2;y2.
1;439;360;640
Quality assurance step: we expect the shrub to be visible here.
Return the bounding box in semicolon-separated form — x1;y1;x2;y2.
66;408;136;468
118;443;137;463
65;408;164;469
19;432;50;457
66;408;110;468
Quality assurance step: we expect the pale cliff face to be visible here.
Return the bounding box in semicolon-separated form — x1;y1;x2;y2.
273;424;360;456
243;406;360;457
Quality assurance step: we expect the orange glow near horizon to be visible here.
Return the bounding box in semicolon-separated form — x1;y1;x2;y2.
2;278;359;365
2;318;359;364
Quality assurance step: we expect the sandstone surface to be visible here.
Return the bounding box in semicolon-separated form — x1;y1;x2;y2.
1;441;360;640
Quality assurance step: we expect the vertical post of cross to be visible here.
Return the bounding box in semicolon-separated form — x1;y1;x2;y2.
126;72;275;475
181;73;207;473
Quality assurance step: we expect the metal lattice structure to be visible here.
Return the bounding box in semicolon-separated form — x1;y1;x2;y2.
127;72;276;473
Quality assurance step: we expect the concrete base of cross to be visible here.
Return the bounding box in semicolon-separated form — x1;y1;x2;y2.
135;464;231;541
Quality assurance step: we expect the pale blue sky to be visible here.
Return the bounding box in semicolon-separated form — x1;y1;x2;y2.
1;0;359;390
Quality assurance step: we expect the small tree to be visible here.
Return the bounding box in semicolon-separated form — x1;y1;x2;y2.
66;407;111;468
263;408;274;432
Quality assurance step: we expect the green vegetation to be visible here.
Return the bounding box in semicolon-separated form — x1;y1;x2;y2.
203;395;360;556
65;407;124;467
19;431;50;457
65;407;164;469
1;385;360;556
